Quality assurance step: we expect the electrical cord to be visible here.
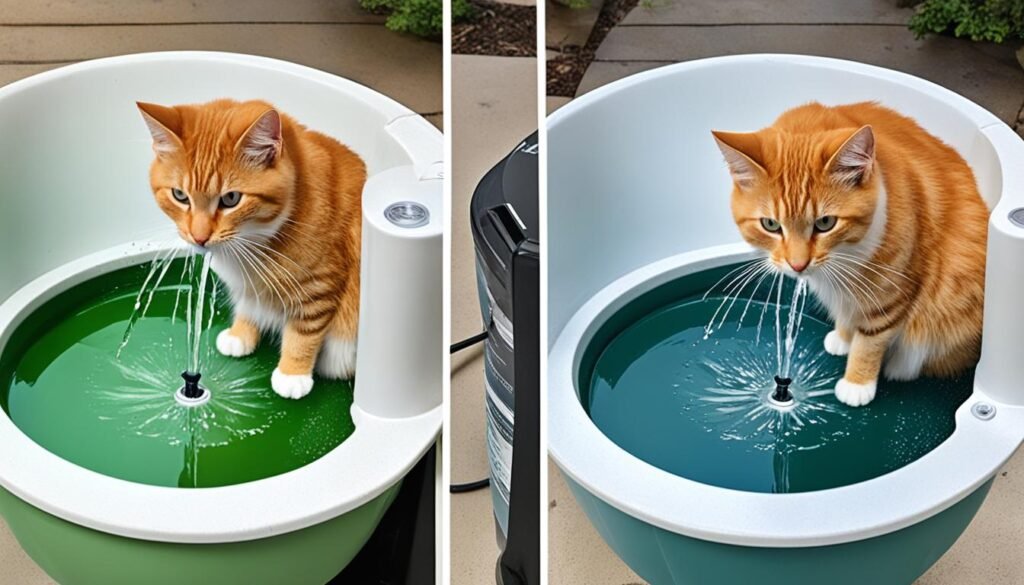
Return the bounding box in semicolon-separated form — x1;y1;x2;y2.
450;477;490;493
451;330;491;493
451;330;488;353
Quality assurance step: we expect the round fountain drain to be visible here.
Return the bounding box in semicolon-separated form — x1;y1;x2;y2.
384;201;429;228
174;385;211;407
1009;208;1024;228
971;402;996;420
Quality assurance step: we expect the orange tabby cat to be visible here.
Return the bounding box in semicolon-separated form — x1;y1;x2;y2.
713;102;988;407
138;99;366;399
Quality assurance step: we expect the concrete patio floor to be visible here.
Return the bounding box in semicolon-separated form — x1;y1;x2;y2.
0;0;442;127
548;2;1024;584
0;1;440;583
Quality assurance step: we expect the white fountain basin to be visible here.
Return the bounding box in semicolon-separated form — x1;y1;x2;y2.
0;51;442;555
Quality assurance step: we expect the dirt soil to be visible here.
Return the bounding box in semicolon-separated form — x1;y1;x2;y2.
454;0;537;57
547;0;638;97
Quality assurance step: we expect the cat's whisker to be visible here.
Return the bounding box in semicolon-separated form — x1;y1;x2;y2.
831;251;914;281
826;263;879;321
234;240;310;304
230;242;291;310
243;244;309;310
225;242;261;302
831;255;905;296
822;264;868;322
233;235;315;278
830;260;888;317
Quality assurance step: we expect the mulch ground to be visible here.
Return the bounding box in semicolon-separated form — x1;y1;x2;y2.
453;0;537;57
547;0;638;97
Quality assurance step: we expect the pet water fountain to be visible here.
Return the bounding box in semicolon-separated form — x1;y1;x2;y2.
0;52;442;585
548;55;1024;584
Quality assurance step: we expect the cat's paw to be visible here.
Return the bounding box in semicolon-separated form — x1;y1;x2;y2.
824;330;851;356
216;330;256;357
271;368;314;400
835;378;876;407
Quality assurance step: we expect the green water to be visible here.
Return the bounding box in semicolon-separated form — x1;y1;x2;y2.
583;265;973;494
0;258;355;488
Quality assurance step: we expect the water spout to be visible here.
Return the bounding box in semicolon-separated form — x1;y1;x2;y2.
771;375;793;404
175;370;209;406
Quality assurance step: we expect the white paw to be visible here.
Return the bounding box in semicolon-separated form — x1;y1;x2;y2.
216;330;256;357
835;378;877;407
271;368;314;400
824;330;851;356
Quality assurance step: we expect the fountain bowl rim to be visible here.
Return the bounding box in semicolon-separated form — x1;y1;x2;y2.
549;241;1024;548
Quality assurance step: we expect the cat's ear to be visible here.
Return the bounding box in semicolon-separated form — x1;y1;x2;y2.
711;131;767;189
237;109;283;168
136;102;183;156
827;125;875;187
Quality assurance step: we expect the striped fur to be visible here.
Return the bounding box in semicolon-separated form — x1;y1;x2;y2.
713;102;988;406
138;99;366;399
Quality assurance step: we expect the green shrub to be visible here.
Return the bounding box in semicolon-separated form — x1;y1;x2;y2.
909;0;1024;43
453;0;474;22
360;0;474;39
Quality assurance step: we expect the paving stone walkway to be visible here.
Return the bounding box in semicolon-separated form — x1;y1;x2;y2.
557;0;1024;133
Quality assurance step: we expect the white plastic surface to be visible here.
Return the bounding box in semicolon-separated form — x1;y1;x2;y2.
547;55;1024;547
974;124;1024;406
355;165;443;418
0;52;442;543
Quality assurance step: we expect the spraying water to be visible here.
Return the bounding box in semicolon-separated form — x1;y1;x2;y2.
703;259;809;404
119;249;217;403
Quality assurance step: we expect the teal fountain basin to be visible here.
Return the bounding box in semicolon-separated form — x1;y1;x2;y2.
548;55;1024;585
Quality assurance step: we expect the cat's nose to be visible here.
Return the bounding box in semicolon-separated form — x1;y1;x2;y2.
788;259;808;273
193;234;209;247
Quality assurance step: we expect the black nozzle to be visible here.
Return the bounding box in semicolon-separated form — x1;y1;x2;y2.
181;371;205;399
772;375;793;403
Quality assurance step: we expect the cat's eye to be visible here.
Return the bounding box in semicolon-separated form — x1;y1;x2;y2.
220;191;243;209
171;188;188;204
814;215;838;232
760;218;782;233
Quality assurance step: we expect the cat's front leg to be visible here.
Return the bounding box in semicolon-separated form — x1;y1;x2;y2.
272;316;332;399
216;316;260;357
835;328;896;407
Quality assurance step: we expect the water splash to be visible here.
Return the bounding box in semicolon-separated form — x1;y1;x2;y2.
690;332;846;454
97;351;283;449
